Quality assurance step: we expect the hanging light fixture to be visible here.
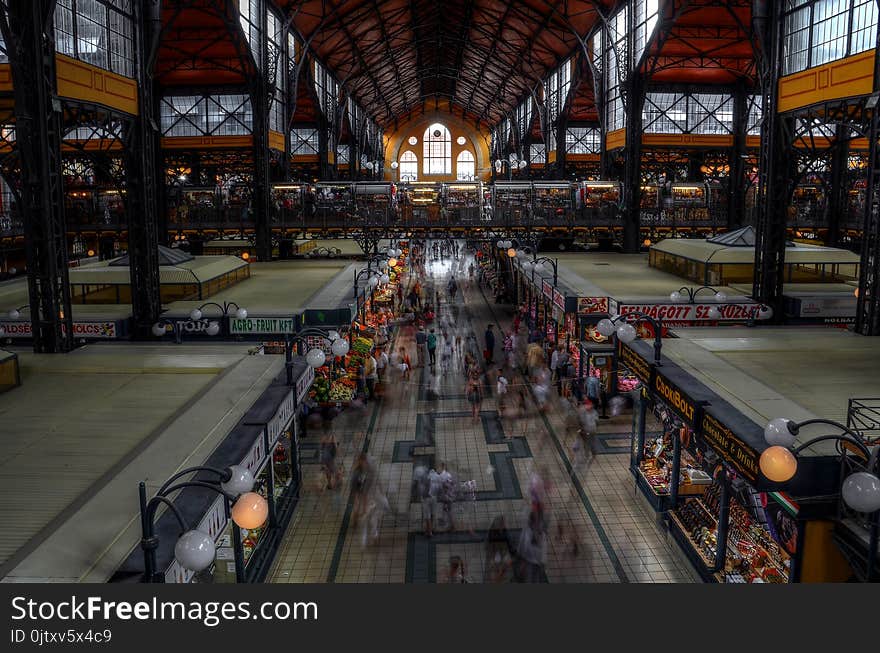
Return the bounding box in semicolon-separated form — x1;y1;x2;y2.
230;492;269;529
174;530;216;572
305;348;326;368
220;465;255;495
331;338;350;357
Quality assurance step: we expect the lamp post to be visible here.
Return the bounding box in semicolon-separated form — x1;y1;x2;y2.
283;327;350;386
493;157;527;181
187;301;248;338
6;304;28;319
759;417;880;581
151;317;221;343
669;285;728;304
139;464;269;583
596;311;664;367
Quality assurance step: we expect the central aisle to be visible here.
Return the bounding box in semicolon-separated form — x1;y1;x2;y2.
270;247;698;583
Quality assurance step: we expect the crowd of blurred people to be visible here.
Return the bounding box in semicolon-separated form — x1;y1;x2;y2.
310;240;619;582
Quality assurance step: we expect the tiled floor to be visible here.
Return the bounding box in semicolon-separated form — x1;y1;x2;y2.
269;250;700;583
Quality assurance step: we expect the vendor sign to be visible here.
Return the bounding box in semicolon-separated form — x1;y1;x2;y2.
653;370;701;425
553;289;565;311
577;297;609;314
700;410;761;483
619;302;761;322
0;320;119;339
617;341;653;385
541;280;553;300
230;316;296;335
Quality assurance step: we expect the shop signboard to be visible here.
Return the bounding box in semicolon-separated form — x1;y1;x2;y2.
542;280;553;300
577;297;609;315
0;319;120;339
300;307;354;329
618;302;761;323
266;389;296;444
699;411;761;483
789;295;855;318
617;341;653;385
241;428;269;477
553;289;565;312
296;364;315;404
230;316;296;335
653;369;702;426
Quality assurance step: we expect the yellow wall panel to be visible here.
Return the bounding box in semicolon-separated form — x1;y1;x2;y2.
161;135;254;149
0;63;11;92
268;130;285;152
605;128;626;150
641;133;734;148
54;55;138;115
778;50;875;113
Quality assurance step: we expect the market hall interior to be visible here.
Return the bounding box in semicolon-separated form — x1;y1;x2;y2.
0;0;878;584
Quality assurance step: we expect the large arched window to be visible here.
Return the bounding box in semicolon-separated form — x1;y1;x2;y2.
423;123;451;174
456;150;475;180
399;150;418;181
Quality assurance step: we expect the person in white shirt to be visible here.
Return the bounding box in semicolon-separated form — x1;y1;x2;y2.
496;369;509;412
376;347;389;379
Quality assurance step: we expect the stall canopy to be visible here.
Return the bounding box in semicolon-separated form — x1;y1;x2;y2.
650;228;860;286
69;252;250;303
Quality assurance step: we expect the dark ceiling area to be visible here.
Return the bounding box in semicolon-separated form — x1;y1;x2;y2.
280;0;610;127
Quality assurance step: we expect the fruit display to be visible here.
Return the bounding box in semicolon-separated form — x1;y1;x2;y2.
329;378;355;402
309;375;331;403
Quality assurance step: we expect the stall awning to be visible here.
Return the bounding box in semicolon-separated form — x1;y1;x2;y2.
69;255;249;286
653;235;860;266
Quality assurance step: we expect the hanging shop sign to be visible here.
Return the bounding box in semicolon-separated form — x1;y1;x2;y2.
0;319;120;339
619;302;761;323
300;307;354;329
577;297;609;315
553;289;566;312
617;342;654;385
541;280;554;300
266;389;296;444
699;409;762;484
296;364;315;404
653;370;701;425
230;316;296;335
241;428;270;477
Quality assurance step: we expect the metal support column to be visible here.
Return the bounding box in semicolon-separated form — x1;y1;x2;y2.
251;0;272;262
856;38;880;335
752;0;793;321
621;2;644;254
0;1;73;352
826;124;850;248
728;84;748;229
125;0;162;338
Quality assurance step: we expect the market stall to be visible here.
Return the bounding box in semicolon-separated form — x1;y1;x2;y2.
442;181;483;223
118;363;314;584
619;339;843;583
